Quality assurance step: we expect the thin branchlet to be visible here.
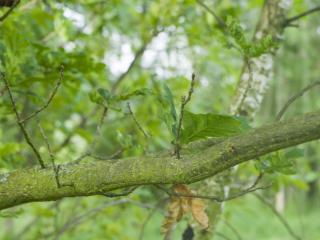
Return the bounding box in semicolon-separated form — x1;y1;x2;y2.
276;81;320;121
73;106;109;163
127;102;149;138
20;65;64;123
175;73;196;159
1;72;46;168
0;0;20;22
156;173;267;203
38;121;72;188
195;0;227;29
284;6;320;27
254;193;302;240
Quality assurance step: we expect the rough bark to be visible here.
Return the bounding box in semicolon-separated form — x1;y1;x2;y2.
1;110;320;211
230;0;290;116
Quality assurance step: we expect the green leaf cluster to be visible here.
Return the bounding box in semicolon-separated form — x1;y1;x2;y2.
226;17;277;58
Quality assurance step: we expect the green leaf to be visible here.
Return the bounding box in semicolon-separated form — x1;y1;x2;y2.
256;151;297;175
89;88;151;106
180;111;248;144
97;88;112;103
116;88;152;101
158;84;178;138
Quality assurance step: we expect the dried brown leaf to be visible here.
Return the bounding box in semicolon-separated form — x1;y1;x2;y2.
161;197;183;235
191;198;209;229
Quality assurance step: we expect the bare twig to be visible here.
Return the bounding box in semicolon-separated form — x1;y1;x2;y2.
220;218;242;240
127;102;149;138
156;185;266;202
38;121;66;188
175;73;196;159
91;106;108;148
254;193;302;240
1;72;45;168
276;81;320;121
195;0;227;29
139;198;167;240
50;199;130;238
111;44;148;92
234;58;253;116
157;173;267;203
20;65;64;123
215;232;232;240
52;107;98;153
54;29;158;154
73;106;109;163
0;0;20;22
46;199;152;238
284;6;320;26
111;29;160;93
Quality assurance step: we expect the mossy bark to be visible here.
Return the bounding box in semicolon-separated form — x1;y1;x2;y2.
1;111;320;210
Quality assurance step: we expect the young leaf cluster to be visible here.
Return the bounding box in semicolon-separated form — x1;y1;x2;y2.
226;17;277;58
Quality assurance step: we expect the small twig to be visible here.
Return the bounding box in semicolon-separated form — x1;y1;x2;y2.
45;199;152;239
73;106;109;163
0;0;20;22
103;186;138;198
53;108;99;153
1;72;45;168
157;173;266;202
127;102;149;138
215;232;232;240
234;58;253;116
175;73;196;159
220;218;242;240
20;65;64;123
195;0;227;29
111;30;160;93
284;6;320;27
38;121;64;188
156;180;269;203
139;198;167;240
254;193;302;240
276;81;320;121
49;199;130;238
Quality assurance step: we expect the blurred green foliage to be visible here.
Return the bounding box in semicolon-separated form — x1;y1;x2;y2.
0;0;319;239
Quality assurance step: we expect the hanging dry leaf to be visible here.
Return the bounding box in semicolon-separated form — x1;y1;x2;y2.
173;184;192;214
191;198;209;229
161;184;209;236
161;197;183;235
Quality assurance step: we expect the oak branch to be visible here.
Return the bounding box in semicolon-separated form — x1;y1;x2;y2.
1;111;320;210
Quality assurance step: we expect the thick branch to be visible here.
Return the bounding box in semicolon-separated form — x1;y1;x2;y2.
1;111;320;210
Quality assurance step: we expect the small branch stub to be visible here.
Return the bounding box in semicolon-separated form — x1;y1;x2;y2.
175;73;196;159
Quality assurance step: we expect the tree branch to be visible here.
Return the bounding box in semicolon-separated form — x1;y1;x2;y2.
276;81;320;121
20;65;64;123
0;0;19;22
254;193;301;240
1;72;46;168
284;6;320;27
1;110;320;210
195;0;227;29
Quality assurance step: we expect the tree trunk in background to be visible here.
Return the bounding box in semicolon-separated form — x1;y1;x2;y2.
196;1;291;239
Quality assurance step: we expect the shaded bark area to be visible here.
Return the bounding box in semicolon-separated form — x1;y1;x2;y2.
1;110;320;210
